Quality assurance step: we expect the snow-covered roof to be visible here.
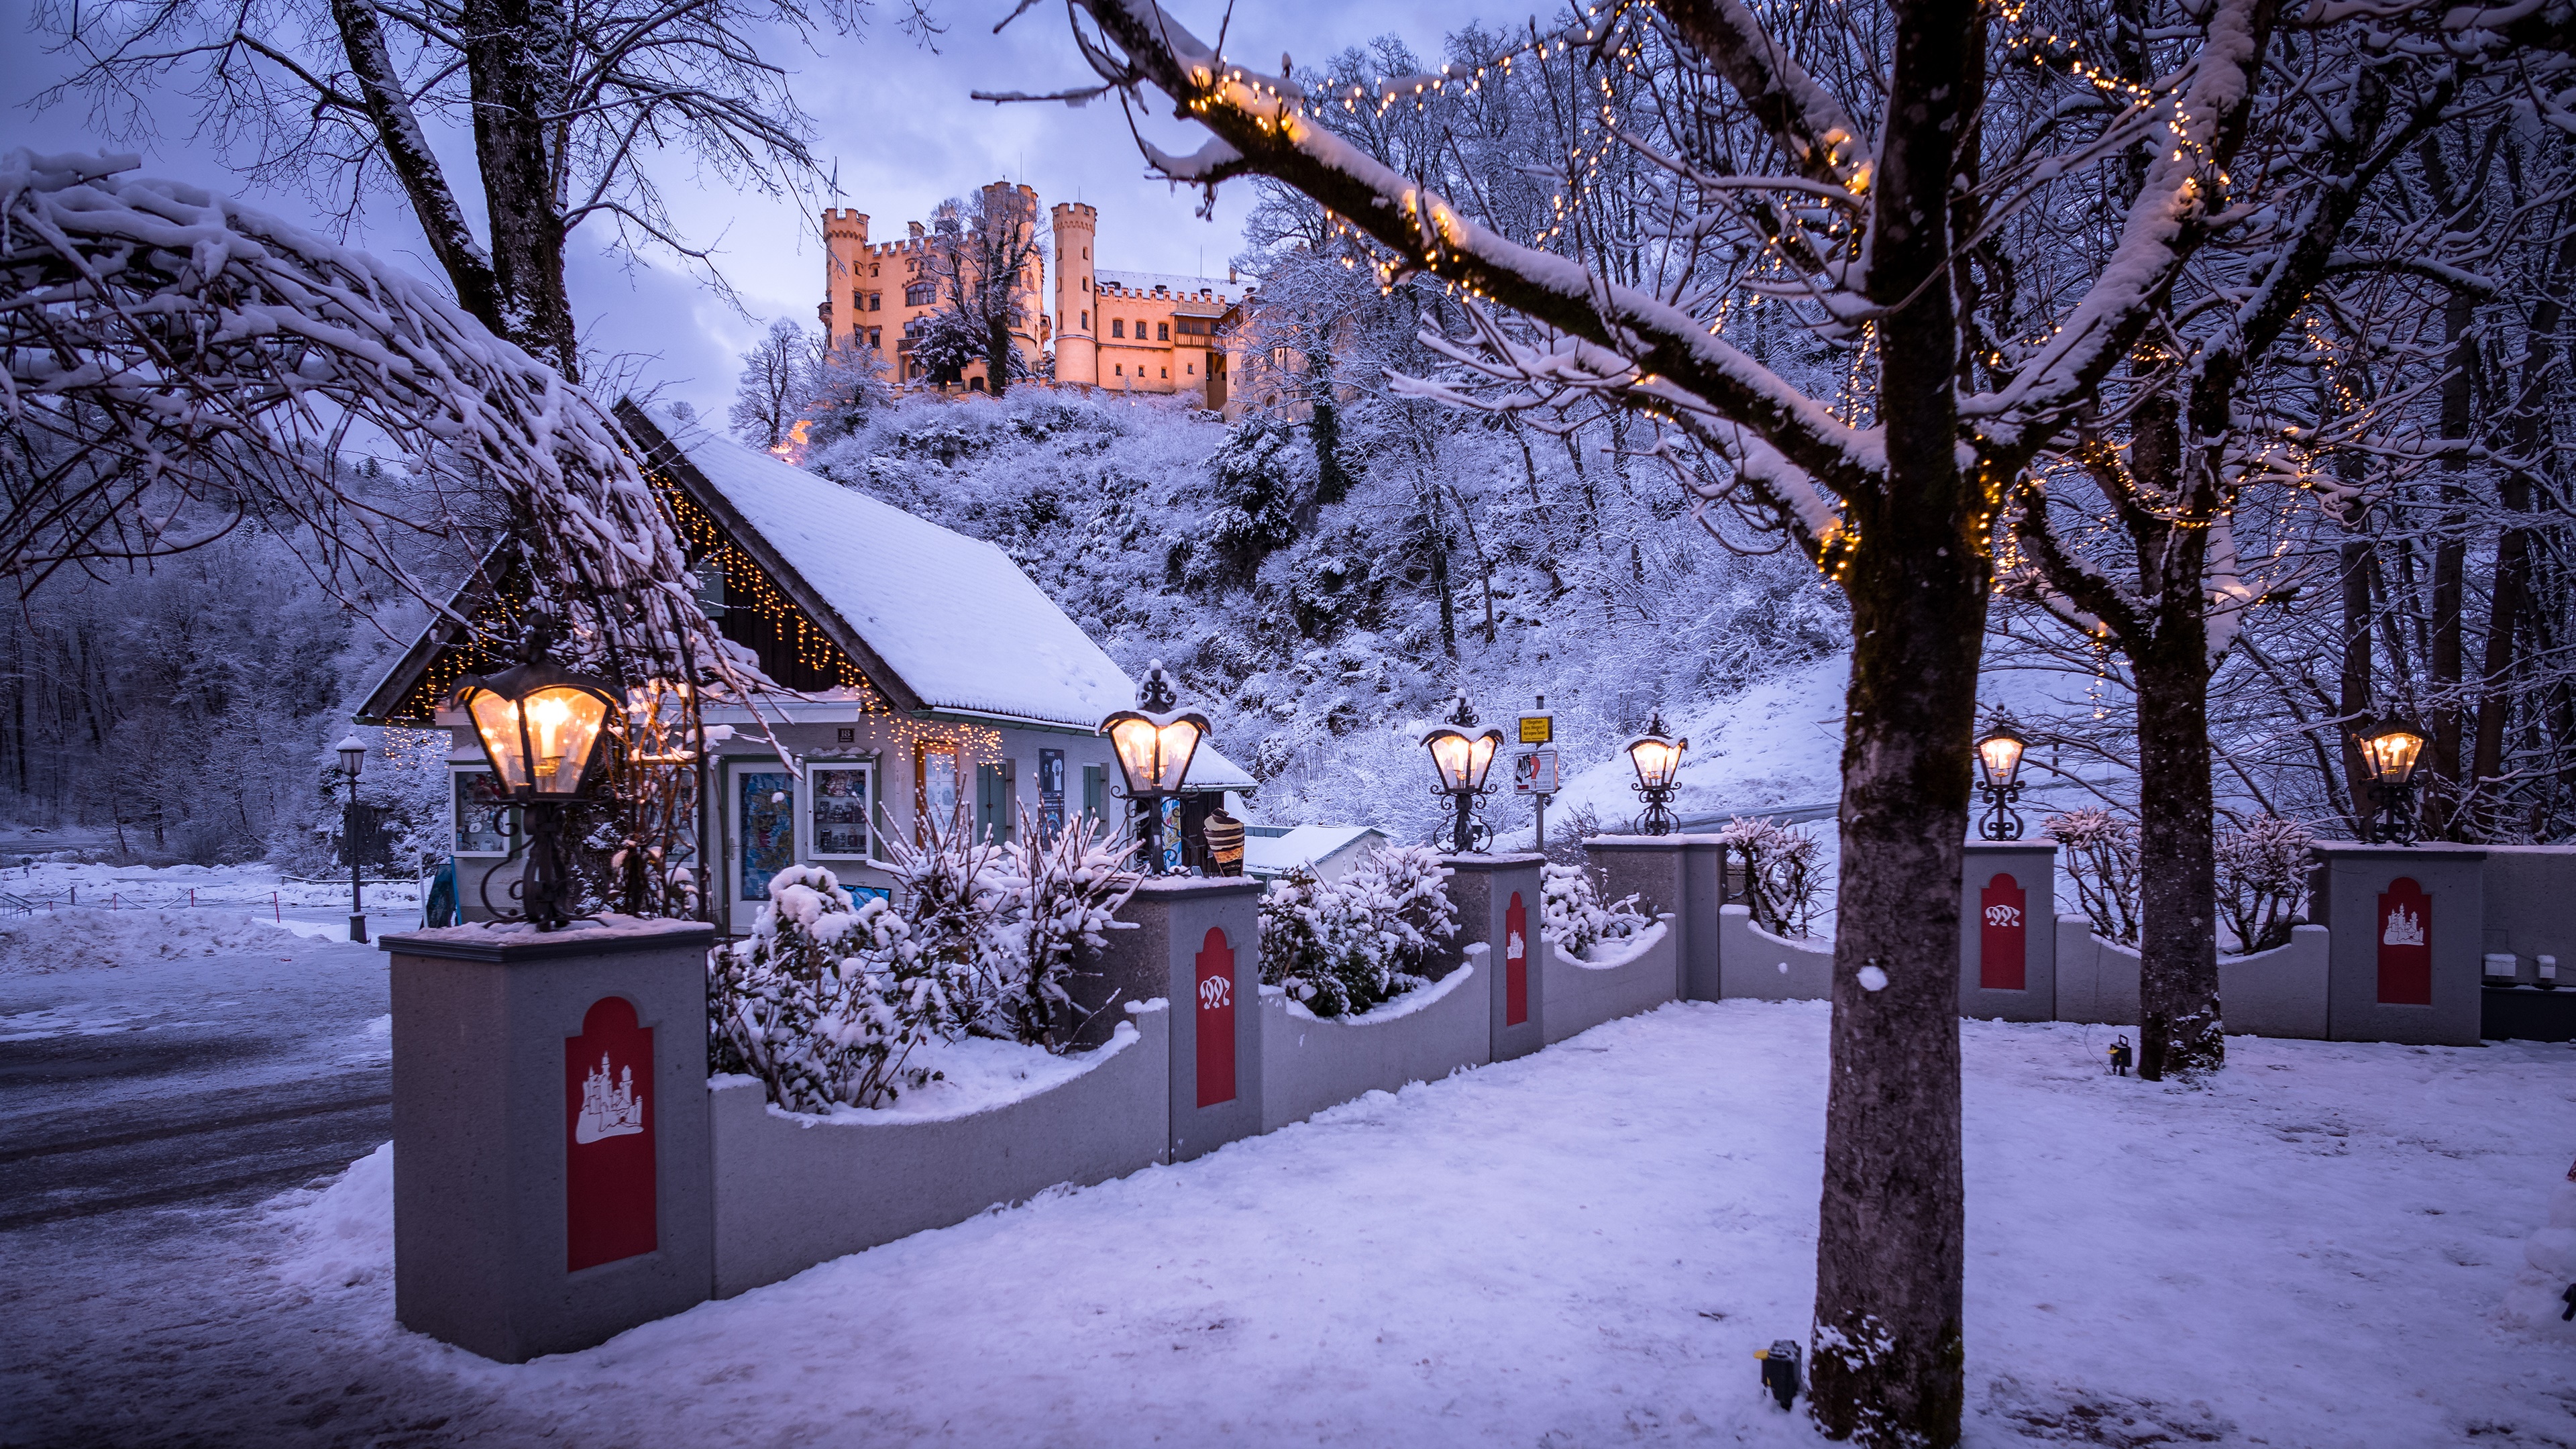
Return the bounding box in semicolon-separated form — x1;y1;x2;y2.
639;410;1134;729
1242;825;1387;879
1095;269;1251;305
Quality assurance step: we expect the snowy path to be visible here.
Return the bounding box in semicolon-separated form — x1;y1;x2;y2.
5;1002;2573;1447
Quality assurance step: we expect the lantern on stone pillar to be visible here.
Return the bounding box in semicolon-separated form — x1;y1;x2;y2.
2355;716;2427;846
1974;714;2029;841
1098;659;1210;875
1421;694;1503;854
451;636;621;930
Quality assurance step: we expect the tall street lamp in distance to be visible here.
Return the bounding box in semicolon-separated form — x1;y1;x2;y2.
1421;694;1503;854
1974;716;2029;841
1100;660;1209;875
335;734;368;943
2355;717;2427;845
451;638;620;930
1625;711;1688;835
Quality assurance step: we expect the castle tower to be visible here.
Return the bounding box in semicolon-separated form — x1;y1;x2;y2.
821;208;870;347
1052;201;1098;386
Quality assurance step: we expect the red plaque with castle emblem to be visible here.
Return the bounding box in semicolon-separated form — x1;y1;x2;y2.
2376;876;2432;1006
1979;873;2028;991
566;996;656;1272
1195;927;1236;1108
1505;892;1529;1026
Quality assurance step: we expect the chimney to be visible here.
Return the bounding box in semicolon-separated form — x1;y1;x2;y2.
910;221;924;240
1228;265;1238;284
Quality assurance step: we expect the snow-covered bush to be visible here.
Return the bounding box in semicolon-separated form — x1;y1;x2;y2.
879;804;1010;1042
1539;863;1648;957
708;865;954;1112
2214;815;2314;953
1711;816;1827;938
2045;808;2141;945
985;806;1140;1048
1258;847;1458;1017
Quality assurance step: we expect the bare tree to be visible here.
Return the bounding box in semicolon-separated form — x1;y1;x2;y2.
992;0;2303;1437
33;0;899;377
732;319;812;451
920;185;1046;396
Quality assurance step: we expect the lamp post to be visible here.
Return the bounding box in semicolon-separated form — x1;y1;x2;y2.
1098;659;1210;875
1625;711;1688;835
451;638;621;930
2355;716;2427;845
336;735;368;943
1974;716;2029;841
1421;694;1504;854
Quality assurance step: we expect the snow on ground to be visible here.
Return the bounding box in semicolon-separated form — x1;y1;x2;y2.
0;861;427;965
10;1003;2569;1448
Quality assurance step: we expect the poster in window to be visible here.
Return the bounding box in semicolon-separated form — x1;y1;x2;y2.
1159;796;1185;874
739;771;794;899
810;764;871;859
1038;749;1066;843
453;771;513;855
919;746;961;839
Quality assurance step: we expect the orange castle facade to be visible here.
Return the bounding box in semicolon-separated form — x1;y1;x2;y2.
821;182;1254;407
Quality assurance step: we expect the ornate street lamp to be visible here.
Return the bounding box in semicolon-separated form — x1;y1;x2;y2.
450;639;621;930
335;735;368;944
1099;659;1210;875
1974;715;2029;841
2355;716;2427;845
1421;693;1504;854
1625;711;1688;835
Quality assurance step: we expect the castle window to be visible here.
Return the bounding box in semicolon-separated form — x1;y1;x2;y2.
867;328;881;348
1111;319;1124;338
1160;368;1168;378
871;264;879;277
1114;364;1123;376
1081;276;1089;291
852;290;863;314
1079;311;1088;329
868;292;881;312
1157;323;1169;341
1083;246;1089;259
1187;363;1194;374
905;282;936;307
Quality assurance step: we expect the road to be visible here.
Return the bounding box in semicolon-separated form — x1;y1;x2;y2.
0;931;393;1232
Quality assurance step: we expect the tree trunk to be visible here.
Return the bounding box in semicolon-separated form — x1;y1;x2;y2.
332;0;506;334
1808;0;1983;1440
2131;647;2224;1077
461;0;580;378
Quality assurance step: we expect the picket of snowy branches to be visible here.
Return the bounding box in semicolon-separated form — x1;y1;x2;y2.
709;808;1138;1113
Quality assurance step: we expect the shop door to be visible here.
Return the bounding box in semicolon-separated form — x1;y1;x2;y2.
727;761;796;922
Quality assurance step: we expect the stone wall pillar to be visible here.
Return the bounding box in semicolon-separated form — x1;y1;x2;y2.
1584;835;1729;1001
382;919;717;1362
1960;842;2057;1021
1444;853;1547;1060
2310;843;2485;1044
1079;877;1263;1162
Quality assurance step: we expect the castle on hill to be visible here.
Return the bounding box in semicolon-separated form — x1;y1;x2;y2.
820;180;1258;409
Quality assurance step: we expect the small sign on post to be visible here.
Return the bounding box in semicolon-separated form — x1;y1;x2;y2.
1511;749;1559;796
1517;696;1559;849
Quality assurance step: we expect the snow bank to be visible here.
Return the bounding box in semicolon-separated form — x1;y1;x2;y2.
2502;1162;2576;1338
0;907;293;973
269;1142;395;1291
773;1025;1136;1126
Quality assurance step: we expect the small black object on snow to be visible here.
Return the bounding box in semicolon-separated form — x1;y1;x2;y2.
2107;1034;2133;1076
1755;1339;1801;1410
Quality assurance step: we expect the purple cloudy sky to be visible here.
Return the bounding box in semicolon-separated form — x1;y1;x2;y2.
3;0;1486;418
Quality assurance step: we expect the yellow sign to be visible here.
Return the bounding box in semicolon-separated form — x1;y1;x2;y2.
1517;714;1553;745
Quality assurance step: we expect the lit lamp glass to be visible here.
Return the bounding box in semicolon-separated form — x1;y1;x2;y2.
461;676;616;799
1625;712;1687;835
1975;722;2027;792
1097;659;1212;875
2359;721;2426;787
1422;727;1502;794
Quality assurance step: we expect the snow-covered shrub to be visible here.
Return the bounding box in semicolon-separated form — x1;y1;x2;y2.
2045;808;2141;945
708;865;951;1112
1257;848;1459;1017
1711;816;1827;937
1540;863;1648;957
2215;815;2314;953
1204;419;1314;578
879;805;1010;1042
1338;845;1459;979
985;806;1140;1048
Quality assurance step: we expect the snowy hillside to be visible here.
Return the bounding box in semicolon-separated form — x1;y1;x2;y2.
800;389;1850;847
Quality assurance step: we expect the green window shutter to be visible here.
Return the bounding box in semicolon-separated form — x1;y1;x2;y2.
977;763;1014;844
1082;765;1106;824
